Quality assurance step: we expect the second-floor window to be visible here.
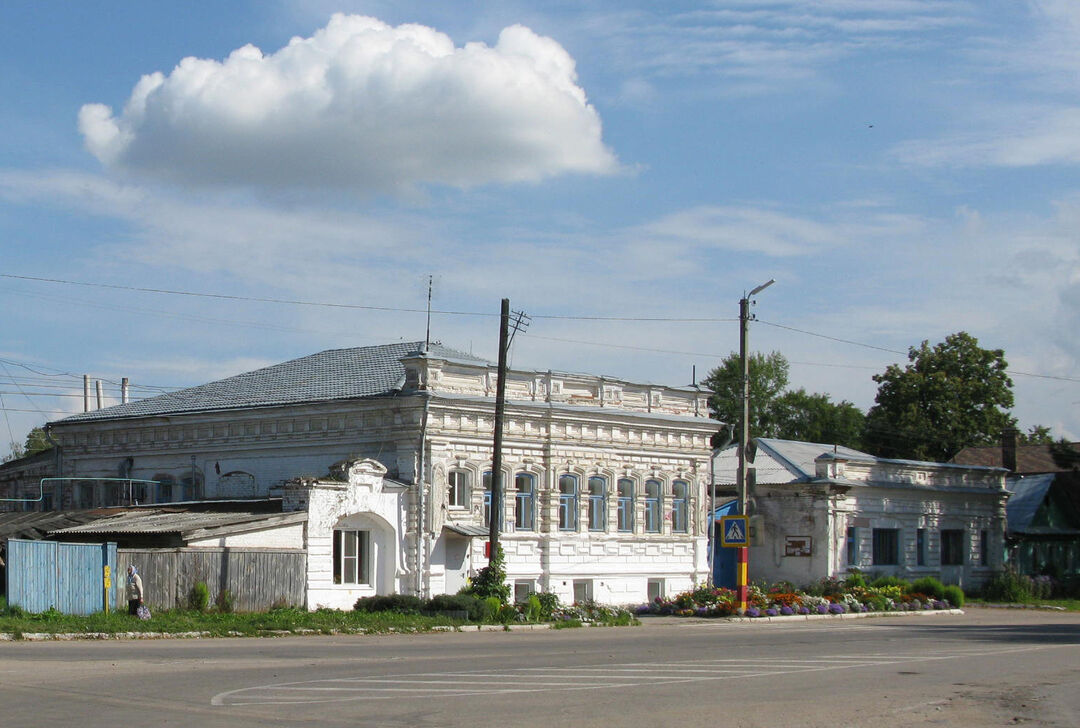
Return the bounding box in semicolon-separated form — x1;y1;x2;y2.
671;480;689;533
617;479;634;532
645;479;662;533
448;470;469;508
559;474;578;531
588;476;606;531
514;473;536;531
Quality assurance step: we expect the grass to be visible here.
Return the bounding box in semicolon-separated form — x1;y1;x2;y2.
968;598;1080;612
0;605;639;637
0;606;469;637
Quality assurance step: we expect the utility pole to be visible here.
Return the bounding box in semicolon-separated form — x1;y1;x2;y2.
488;298;529;558
737;279;774;612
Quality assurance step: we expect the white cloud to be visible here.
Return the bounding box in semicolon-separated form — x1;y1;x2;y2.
78;14;617;192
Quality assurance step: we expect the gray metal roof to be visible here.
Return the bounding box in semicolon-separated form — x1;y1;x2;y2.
54;341;488;424
1005;474;1055;533
49;508;307;540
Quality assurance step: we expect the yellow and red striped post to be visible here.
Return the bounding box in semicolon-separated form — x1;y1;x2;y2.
736;546;748;612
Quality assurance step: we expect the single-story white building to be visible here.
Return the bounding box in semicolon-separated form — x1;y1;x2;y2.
713;438;1009;590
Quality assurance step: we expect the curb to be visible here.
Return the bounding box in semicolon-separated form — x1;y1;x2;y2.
719;608;965;624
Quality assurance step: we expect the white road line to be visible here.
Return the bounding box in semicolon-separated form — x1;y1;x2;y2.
210;644;1069;707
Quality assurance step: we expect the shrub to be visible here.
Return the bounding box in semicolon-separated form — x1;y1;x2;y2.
215;589;235;613
189;582;210;612
942;584;965;608
909;576;945;601
522;594;542;622
535;591;559;621
463;546;510;604
981;568;1031;602
426;593;483;620
481;596;503;621
844;571;867;589
353;594;425;613
870;575;907;590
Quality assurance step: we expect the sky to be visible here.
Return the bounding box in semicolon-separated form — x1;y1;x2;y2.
2;0;1080;456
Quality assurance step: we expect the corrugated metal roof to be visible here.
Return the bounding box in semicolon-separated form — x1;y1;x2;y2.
0;511;105;542
53;341;488;424
1005;474;1053;533
444;522;488;537
49;509;306;539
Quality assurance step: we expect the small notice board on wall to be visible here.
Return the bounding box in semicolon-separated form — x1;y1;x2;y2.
784;536;812;557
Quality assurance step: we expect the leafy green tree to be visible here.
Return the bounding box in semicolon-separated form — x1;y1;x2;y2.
1050;439;1080;470
1018;425;1054;445
703;351;789;438
23;426;52;456
772;388;865;449
862;332;1016;461
704;352;865;446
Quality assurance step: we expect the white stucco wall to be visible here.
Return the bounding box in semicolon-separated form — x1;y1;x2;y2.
186;522;305;549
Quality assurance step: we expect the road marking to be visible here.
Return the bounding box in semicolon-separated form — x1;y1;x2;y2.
211;644;1065;707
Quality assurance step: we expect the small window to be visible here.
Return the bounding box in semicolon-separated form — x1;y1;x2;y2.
917;528;927;566
979;529;989;567
617;479;635;532
671;480;689;534
588;476;606;532
514;580;535;603
846;526;858;566
333;529;370;585
647;578;665;602
941;529;965;566
872;528;899;565
644;479;662;533
573;579;593;604
448;470;470;509
559;474;578;531
514;473;536;531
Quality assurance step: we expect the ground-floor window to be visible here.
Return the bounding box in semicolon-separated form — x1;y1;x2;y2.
573;579;593;604
333;529;370;585
941;529;965;566
917;528;927;566
514;580;535;603
647;578;665;603
846;526;858;565
979;529;989;567
872;528;899;565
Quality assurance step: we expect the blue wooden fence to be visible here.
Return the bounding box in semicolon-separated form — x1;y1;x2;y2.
5;539;118;614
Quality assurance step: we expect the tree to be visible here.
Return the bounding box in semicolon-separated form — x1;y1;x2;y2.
862;332;1015;462
1050;439;1080;471
1018;425;1054;445
772;389;865;449
703;352;865;446
703;351;789;438
23;426;52;456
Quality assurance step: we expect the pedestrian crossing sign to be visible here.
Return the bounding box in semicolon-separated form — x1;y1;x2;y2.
721;516;749;547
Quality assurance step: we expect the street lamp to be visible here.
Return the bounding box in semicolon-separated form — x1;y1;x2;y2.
737;278;773;611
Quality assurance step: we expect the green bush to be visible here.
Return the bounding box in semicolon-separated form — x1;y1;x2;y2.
426;593;483;620
215;589;235;614
466;547;511;604
497;604;520;623
942;584;965;607
522;594;543;622
189;582;210;612
535;592;560;621
981;568;1032;602
481;596;502;622
353;594;424;614
870;575;907;590
845;571;868;589
909;576;945;601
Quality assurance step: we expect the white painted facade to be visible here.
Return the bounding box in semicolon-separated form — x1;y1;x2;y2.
713;439;1009;590
44;346;720;605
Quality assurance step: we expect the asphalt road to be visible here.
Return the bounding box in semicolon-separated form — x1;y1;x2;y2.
1;607;1078;728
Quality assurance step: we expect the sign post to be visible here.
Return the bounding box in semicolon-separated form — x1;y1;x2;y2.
103;565;112;614
720;515;750;611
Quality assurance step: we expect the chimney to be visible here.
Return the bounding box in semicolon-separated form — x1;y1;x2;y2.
121;377;129;404
83;374;90;412
95;379;103;410
1002;428;1019;472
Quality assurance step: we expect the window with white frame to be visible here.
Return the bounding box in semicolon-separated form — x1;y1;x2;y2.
558;474;578;531
671;480;689;533
617;478;635;532
644;479;662;533
448;470;470;509
514;580;535;603
588;476;606;531
647;578;665;602
514;472;536;531
333;529;370;585
573;579;593;604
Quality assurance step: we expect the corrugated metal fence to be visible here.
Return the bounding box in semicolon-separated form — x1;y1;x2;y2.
5;539;117;615
117;548;306;612
5;540;306;613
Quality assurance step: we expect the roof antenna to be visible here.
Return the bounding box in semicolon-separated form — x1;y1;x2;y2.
424;274;432;353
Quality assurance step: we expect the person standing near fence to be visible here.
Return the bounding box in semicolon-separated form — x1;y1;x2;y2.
126;564;144;615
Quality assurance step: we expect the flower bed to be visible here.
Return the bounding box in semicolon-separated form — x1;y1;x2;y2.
637;575;961;618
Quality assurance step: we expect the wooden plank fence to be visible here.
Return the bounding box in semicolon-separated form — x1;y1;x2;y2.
5;539;118;615
117;548;306;612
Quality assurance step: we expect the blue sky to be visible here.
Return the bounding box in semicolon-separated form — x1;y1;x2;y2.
3;0;1080;454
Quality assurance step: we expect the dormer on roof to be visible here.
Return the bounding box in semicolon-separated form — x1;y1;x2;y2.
815;451;849;480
